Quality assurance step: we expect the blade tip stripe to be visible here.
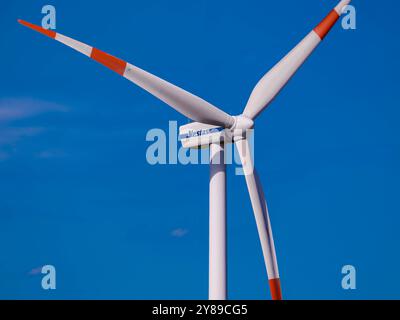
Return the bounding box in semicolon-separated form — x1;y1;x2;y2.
18;19;56;38
313;10;340;40
90;47;127;75
269;278;282;300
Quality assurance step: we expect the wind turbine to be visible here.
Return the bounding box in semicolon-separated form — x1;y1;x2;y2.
19;0;352;300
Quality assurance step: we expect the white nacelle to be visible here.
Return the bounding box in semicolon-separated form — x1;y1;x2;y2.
179;116;254;149
179;122;231;149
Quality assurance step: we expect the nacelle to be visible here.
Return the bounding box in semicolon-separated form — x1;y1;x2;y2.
179;115;254;149
179;122;232;149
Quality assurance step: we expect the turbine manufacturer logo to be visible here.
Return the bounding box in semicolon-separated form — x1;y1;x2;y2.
179;127;224;140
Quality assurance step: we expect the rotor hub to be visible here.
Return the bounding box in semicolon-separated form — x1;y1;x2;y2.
228;115;254;140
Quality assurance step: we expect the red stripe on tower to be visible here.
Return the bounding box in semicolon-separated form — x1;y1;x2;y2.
269;278;282;300
314;10;340;40
17;19;56;38
90;48;127;76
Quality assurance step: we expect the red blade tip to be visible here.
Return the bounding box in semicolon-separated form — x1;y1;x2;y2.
17;19;56;38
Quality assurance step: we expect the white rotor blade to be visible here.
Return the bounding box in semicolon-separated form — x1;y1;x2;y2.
235;138;282;300
18;20;234;128
243;0;352;120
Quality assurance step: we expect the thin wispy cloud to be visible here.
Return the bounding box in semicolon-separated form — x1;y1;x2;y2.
171;228;189;238
0;98;67;123
28;266;44;275
0;127;44;146
0;98;68;161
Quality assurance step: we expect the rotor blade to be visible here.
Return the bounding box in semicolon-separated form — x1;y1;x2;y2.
243;0;352;120
235;138;282;300
18;20;234;128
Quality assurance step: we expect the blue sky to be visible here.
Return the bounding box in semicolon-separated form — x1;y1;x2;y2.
0;0;399;299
